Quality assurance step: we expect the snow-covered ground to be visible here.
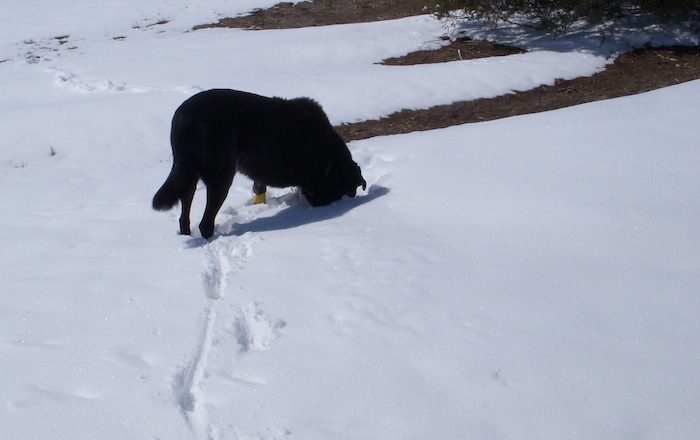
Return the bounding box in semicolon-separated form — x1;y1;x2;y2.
1;2;699;439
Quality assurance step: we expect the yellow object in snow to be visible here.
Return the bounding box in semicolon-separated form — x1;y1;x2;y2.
253;192;267;204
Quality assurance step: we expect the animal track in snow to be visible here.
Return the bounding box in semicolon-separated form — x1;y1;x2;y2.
172;306;217;439
202;246;231;300
201;235;256;300
173;303;286;438
49;67;202;95
176;232;281;438
175;210;288;438
232;303;286;353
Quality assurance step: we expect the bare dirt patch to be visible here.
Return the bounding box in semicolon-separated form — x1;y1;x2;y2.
194;0;430;30
193;1;700;141
338;45;700;140
382;37;525;65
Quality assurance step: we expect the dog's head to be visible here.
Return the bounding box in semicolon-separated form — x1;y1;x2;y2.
304;160;367;207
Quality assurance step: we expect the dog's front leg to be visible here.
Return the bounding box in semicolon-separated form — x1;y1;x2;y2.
253;181;267;204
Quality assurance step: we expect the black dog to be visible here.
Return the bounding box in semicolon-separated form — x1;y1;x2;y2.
152;89;366;238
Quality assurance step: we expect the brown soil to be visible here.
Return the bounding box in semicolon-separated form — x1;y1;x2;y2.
193;1;700;141
382;37;526;65
338;45;700;141
193;0;430;30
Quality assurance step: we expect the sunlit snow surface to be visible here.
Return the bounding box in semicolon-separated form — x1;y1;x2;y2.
1;2;699;439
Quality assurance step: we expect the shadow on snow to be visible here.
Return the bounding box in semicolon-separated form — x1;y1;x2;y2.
184;184;389;247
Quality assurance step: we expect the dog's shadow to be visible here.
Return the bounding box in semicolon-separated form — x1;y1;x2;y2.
185;185;389;246
230;184;389;236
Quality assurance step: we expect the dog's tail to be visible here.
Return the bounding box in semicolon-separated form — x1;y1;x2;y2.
152;162;196;211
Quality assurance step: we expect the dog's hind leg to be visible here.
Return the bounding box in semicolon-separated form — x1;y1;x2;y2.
199;172;235;239
253;181;267;205
179;175;198;235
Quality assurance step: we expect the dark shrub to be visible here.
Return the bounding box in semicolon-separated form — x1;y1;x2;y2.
432;0;700;33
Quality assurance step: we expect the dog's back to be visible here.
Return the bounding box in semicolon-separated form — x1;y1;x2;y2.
173;90;342;185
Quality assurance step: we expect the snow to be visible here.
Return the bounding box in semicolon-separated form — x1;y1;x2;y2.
1;0;284;50
1;2;699;439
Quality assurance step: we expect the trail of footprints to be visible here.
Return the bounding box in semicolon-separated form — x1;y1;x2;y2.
1;150;386;436
174;232;287;440
168;141;381;440
51;67;203;95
